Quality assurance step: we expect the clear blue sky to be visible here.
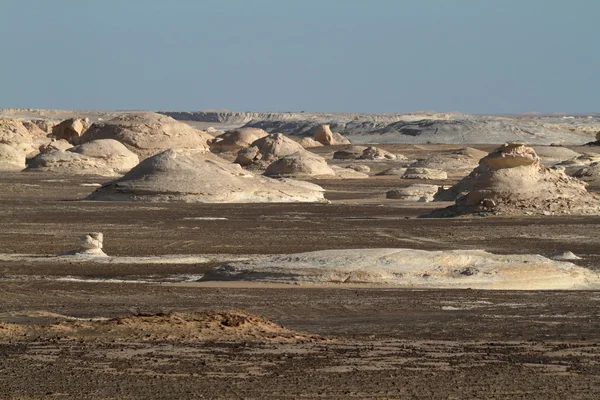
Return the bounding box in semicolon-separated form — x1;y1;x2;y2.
1;0;598;114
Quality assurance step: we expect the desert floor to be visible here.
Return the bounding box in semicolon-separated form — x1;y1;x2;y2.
1;144;599;399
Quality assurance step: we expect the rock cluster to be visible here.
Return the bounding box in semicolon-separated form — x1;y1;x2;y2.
430;143;600;216
87;149;326;203
27;139;139;176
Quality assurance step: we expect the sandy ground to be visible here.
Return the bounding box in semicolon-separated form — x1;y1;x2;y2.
1;144;600;398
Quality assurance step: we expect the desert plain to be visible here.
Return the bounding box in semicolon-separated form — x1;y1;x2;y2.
0;109;600;399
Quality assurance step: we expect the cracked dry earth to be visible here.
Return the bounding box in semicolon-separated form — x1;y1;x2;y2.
0;151;599;399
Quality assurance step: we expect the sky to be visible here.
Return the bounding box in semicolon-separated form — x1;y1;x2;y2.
1;0;598;114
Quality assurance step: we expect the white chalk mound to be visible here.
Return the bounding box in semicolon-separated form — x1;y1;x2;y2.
386;184;439;201
235;133;306;168
79;113;212;159
27;139;139;176
86;149;326;203
402;167;448;180
264;151;335;178
211;128;268;152
202;248;598;290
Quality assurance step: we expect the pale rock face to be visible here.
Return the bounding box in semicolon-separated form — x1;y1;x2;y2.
386;184;439;202
87;149;326;203
431;143;600;216
30;119;57;134
51;118;90;144
264;151;336;178
402;167;448;180
235;133;306;168
0;143;26;171
21;120;49;138
79;113;212;159
201;248;599;290
0;118;37;155
211;128;268;152
26;139;139;176
297;137;323;148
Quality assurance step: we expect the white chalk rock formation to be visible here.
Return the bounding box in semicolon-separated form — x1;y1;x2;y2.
86;149;326;203
377;167;408;176
359;146;399;160
333;146;368;160
431;143;600;216
347;165;371;173
0;118;37;155
79;113;212;159
235;133;306;168
0;143;26;171
314;124;351;145
331;166;369;179
39;139;73;154
26;139;139;176
201;248;598;290
62;232;108;257
402;167;448;180
211;128;268;152
51;118;90;144
264;151;336;178
386;184;439;202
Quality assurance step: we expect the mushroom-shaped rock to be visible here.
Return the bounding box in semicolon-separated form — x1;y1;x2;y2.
314;124;351;145
211;128;268;152
429;143;600;216
61;232;107;257
26;139;139;176
51;118;90;144
402;167;448;180
386;184;439;202
86;149;326;203
79;113;212;159
235;133;306;168
0;143;26;171
265;151;336;178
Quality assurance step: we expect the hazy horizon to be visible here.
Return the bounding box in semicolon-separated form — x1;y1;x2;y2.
1;0;598;114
